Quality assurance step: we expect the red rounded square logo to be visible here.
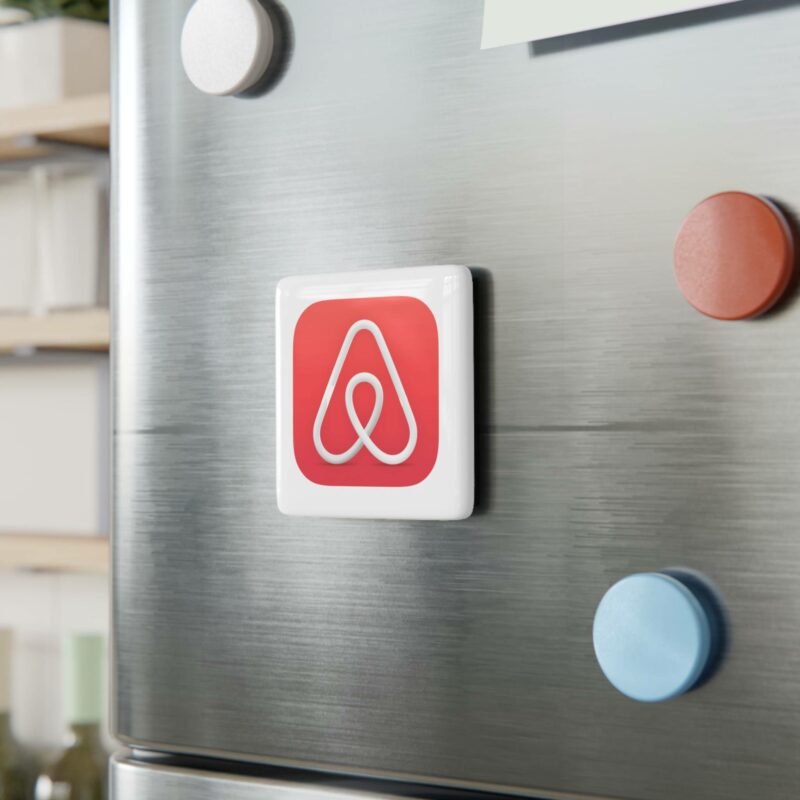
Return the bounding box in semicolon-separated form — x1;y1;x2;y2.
293;296;439;487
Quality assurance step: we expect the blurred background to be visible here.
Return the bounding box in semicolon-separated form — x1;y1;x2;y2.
0;0;110;796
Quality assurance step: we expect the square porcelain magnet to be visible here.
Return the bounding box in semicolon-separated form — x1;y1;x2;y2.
276;265;473;520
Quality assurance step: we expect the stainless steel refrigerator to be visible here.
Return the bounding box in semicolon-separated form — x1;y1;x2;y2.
112;2;800;799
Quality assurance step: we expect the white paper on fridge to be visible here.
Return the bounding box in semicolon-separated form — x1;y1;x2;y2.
481;0;742;48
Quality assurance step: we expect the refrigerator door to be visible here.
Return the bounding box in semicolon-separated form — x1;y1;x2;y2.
114;1;800;799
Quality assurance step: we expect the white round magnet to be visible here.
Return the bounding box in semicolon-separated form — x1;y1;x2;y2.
181;0;274;96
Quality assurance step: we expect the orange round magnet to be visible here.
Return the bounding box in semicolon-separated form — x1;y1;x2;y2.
674;191;795;320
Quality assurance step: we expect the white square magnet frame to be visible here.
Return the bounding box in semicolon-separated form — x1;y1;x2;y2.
276;265;474;520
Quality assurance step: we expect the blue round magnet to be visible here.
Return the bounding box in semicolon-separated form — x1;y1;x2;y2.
593;572;714;703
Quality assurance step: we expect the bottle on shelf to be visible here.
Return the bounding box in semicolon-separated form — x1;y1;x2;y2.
35;634;107;800
0;628;33;800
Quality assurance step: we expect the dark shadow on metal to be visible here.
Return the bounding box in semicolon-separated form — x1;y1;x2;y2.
529;0;800;56
471;267;494;515
662;568;729;691
238;0;294;97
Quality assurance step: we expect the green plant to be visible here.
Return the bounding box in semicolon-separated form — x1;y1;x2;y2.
0;0;108;22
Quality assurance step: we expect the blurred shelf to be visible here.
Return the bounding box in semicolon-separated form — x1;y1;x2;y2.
0;309;109;353
0;533;108;574
0;93;109;160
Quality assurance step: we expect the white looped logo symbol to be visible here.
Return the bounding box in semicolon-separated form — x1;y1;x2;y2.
313;319;418;465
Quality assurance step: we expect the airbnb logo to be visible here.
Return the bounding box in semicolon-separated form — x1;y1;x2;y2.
313;320;418;466
277;265;473;520
292;296;438;487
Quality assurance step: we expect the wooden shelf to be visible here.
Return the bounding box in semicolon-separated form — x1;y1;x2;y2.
0;93;109;160
0;533;108;574
0;309;109;353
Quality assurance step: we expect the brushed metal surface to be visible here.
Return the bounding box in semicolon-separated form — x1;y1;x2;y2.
110;754;536;800
113;2;800;799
